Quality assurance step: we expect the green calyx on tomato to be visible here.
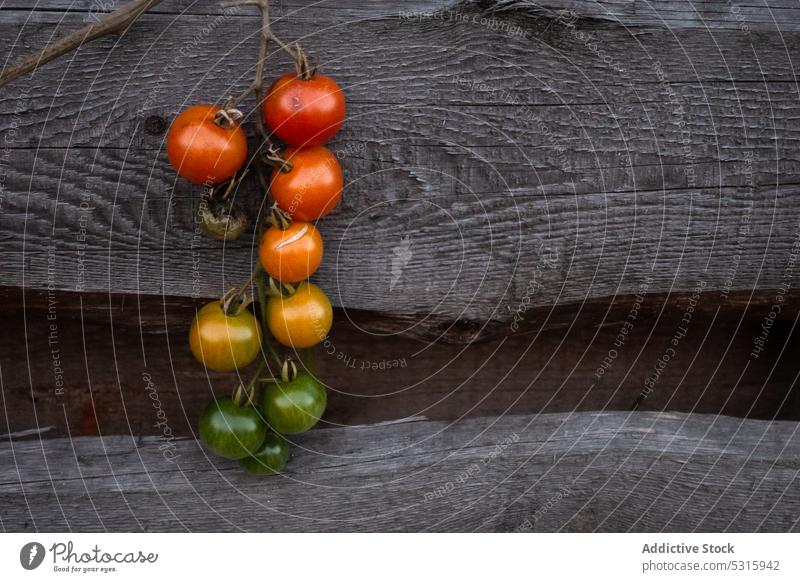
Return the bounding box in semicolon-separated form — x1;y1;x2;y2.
238;432;289;475
198;397;267;460
261;370;327;435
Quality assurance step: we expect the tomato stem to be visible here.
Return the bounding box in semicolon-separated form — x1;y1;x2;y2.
263;144;292;173
267;203;293;230
220;0;300;374
233;360;261;406
254;253;284;369
220;0;314;104
280;359;298;383
223;265;260;315
215;168;249;202
267;277;296;298
212;107;243;129
292;43;314;80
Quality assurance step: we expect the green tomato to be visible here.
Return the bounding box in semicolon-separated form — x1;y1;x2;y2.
238;432;289;475
261;371;327;435
198;397;267;460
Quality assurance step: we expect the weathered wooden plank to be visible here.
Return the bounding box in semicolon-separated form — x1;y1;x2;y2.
3;8;800;146
2;0;799;31
2;286;799;440
2;1;800;338
489;0;800;31
1;412;799;532
3;147;799;333
0;0;446;19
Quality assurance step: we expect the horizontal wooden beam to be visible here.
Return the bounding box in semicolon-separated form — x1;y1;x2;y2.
2;411;799;531
1;2;799;339
1;1;798;31
2;285;799;440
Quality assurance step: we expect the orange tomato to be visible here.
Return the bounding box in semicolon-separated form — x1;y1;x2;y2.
167;104;248;185
263;72;345;147
259;221;323;283
266;283;333;348
270;146;343;221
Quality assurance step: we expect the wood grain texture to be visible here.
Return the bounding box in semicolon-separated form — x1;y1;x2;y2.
2;411;799;532
2;1;799;31
1;0;800;340
2;286;799;440
489;0;800;31
0;0;165;89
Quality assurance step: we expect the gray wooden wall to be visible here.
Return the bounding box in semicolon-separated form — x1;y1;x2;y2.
2;0;799;339
1;0;800;532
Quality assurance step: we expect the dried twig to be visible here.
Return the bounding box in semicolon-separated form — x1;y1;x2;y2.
0;0;164;89
219;0;295;192
221;0;311;87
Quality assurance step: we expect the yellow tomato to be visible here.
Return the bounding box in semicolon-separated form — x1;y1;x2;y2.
266;283;333;348
189;301;262;371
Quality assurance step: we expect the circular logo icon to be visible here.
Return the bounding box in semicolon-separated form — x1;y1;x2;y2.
19;542;46;570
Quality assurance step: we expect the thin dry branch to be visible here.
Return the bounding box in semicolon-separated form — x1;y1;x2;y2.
0;0;163;89
219;1;292;181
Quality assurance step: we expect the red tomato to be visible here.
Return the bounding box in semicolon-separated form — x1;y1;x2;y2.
263;73;345;147
270;146;343;221
167;104;248;185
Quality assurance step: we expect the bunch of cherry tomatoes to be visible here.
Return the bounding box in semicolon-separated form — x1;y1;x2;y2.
166;23;345;475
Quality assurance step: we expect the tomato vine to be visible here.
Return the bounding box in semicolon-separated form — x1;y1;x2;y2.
168;0;346;476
